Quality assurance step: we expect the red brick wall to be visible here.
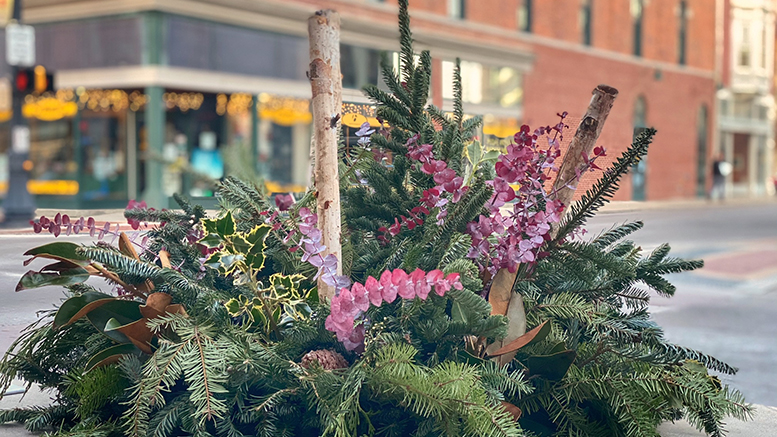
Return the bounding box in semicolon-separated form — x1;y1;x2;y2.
522;44;715;200
286;0;718;200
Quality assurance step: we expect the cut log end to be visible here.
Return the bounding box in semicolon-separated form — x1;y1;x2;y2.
596;84;619;96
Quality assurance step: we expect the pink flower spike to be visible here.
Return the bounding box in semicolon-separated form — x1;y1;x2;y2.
365;276;382;307
379;270;397;303
445;273;464;290
393;269;414;299
410;268;430;299
351;283;370;312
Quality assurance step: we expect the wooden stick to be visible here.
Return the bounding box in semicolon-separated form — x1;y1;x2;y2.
308;10;343;302
486;84;618;365
550;84;619;212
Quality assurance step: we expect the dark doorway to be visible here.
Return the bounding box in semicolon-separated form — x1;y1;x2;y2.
696;105;708;197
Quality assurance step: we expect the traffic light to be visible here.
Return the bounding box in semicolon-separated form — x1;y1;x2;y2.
15;66;54;94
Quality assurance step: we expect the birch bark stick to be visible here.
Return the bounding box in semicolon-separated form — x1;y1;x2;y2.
550;84;619;217
308;10;343;302
486;84;618;365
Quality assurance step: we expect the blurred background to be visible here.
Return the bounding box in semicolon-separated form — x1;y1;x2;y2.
0;0;773;211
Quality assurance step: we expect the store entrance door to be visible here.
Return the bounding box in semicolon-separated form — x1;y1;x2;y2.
632;127;647;201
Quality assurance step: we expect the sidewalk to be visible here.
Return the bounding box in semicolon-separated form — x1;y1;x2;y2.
0;197;774;235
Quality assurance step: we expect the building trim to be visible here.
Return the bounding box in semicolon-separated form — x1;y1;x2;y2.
55;65;376;103
25;0;535;70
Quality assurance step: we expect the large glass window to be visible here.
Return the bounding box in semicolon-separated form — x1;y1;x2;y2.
165;15;308;80
580;0;592;46
678;0;688;65
518;0;532;33
441;61;522;108
631;0;644;57
341;44;382;89
448;0;466;20
33;16;143;70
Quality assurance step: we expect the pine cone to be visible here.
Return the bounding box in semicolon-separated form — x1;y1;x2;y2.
300;349;349;370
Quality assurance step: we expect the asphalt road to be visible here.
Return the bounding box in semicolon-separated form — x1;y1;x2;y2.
0;201;774;434
587;201;777;407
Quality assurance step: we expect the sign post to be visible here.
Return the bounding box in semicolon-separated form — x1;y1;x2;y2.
2;0;36;225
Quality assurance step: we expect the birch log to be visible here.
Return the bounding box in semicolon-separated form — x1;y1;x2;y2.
550;84;619;212
308;10;343;302
486;84;618;365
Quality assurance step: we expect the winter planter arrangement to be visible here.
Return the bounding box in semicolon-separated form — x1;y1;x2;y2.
0;2;750;436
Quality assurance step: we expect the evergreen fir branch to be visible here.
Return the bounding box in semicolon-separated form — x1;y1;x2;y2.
592;221;644;248
410;51;432;120
438;233;472;269
145;394;189;437
553;128;655;244
379;51;412;106
452;59;464;130
397;0;415;87
363;86;414;127
426;105;452;130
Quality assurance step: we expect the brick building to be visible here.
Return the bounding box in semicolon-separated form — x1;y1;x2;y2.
0;0;746;207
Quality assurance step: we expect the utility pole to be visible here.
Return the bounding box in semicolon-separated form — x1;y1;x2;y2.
3;0;35;225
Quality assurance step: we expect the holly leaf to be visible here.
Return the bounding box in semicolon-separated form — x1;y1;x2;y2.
202;211;235;237
245;224;272;247
198;233;223;249
230;234;252;255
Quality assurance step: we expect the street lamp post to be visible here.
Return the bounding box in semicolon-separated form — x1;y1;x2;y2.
3;0;36;225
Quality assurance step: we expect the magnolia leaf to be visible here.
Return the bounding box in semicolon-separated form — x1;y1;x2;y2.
84;343;141;372
104;317;153;354
501;401;522;421
53;291;114;328
457;350;485;366
548;341;567;355
526;350;577;381
23;242;88;266
139;292;173;319
488;269;515;316
16;266;90;292
85;300;143;343
198;233;223;249
118;232;141;260
488;321;550;358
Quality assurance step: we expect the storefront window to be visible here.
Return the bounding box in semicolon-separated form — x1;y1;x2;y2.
165;15;308;81
341;44;382;89
257;94;311;191
79;112;127;201
441;60;522;108
33;16;143;70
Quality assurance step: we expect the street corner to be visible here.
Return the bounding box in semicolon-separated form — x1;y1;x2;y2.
689;240;777;294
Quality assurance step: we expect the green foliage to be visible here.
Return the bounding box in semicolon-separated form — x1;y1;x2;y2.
0;1;750;436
